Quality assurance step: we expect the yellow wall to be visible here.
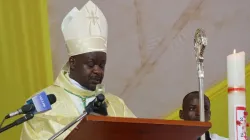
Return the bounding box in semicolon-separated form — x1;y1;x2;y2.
165;63;250;137
0;0;53;139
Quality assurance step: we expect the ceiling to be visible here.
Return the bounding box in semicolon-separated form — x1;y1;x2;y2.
48;0;250;118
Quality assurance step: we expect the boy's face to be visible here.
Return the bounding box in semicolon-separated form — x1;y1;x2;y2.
180;95;211;122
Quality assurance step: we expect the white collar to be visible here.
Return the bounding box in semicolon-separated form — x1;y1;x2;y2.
68;73;86;90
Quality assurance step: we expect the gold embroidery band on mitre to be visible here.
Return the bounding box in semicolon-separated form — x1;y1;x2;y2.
66;37;107;56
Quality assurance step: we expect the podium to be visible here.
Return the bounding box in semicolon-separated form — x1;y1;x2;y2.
65;115;211;140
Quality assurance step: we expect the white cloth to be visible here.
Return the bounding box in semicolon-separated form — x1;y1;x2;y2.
210;133;228;140
68;77;95;114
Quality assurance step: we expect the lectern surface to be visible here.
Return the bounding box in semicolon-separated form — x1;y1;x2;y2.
66;115;211;140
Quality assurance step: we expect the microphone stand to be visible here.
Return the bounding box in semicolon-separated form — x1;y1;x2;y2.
48;93;106;140
48;111;88;140
0;113;34;133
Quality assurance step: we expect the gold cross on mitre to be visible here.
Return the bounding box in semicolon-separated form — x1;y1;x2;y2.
83;1;102;35
86;10;99;25
85;2;99;25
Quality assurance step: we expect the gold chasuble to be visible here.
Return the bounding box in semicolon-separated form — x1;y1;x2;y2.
20;70;135;140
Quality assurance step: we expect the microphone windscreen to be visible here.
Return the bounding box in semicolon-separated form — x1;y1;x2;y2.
26;92;57;114
47;94;57;105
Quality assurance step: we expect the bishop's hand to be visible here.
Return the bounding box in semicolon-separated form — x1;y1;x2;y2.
85;94;108;116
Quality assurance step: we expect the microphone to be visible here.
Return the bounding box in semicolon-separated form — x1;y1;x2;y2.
94;93;105;107
85;93;108;116
194;28;207;61
86;84;108;116
5;92;56;119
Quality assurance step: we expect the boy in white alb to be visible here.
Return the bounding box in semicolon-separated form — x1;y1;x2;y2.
179;91;228;140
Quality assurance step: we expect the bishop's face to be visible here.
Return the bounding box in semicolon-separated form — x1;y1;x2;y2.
69;51;106;91
180;96;211;122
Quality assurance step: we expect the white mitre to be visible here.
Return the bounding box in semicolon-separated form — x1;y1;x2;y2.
61;0;108;56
